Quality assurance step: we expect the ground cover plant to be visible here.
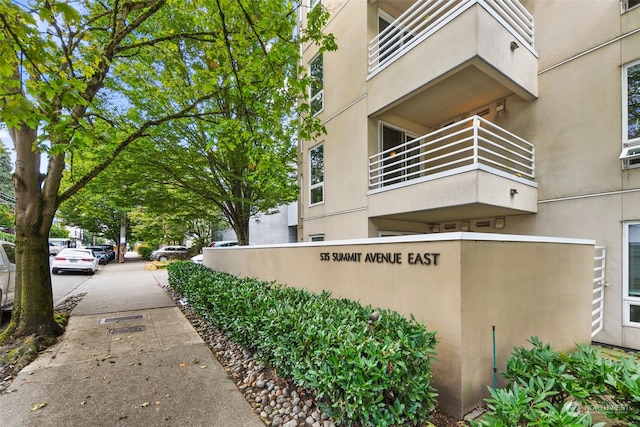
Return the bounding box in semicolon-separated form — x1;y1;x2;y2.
168;261;438;426
472;337;640;426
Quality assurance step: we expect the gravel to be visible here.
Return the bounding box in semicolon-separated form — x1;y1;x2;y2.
165;286;466;427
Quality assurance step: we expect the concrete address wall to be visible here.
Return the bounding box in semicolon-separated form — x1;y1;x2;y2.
202;232;595;417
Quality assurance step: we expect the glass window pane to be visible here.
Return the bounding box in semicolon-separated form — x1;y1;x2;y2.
630;305;640;323
310;145;324;185
1;244;14;264
311;186;323;204
629;224;640;297
628;63;640;140
310;55;323;96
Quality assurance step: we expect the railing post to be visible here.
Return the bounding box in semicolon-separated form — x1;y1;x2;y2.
472;116;479;166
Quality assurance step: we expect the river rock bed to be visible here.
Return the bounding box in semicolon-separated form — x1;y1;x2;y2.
164;285;465;427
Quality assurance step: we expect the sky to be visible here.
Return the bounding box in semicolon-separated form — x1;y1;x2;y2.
0;129;16;167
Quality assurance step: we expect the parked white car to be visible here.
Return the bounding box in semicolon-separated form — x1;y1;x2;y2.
0;241;16;314
51;248;99;275
190;254;203;264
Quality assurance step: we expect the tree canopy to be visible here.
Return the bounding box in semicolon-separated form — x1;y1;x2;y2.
0;0;335;341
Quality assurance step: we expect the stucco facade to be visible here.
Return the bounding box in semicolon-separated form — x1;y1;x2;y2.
203;234;594;417
297;0;640;351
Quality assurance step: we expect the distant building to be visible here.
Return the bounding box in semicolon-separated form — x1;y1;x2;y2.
217;203;298;244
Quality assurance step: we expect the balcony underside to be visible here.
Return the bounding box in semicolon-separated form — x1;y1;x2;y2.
367;168;538;223
367;2;538;128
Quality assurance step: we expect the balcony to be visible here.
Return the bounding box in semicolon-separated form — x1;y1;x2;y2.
367;0;538;128
367;116;538;222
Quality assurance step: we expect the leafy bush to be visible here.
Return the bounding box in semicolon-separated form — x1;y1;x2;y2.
473;337;640;426
136;245;154;260
0;231;14;242
168;261;438;427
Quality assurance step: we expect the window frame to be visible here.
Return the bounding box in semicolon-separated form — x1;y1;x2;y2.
309;142;324;206
621;59;640;169
623;221;640;327
309;54;324;116
378;121;421;186
622;0;640;13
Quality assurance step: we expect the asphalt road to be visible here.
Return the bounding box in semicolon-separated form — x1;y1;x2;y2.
1;258;113;329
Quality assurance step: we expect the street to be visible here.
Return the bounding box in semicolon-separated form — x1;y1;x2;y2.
0;259;114;329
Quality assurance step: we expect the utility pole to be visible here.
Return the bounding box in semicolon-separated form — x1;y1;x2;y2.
119;214;126;263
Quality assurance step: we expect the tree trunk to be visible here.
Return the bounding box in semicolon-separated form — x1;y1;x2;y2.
231;208;250;246
11;225;60;338
7;124;62;339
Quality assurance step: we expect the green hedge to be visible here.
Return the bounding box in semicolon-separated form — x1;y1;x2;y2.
0;231;15;242
168;261;438;427
136;245;154;260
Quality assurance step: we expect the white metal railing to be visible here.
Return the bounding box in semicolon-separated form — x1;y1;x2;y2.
592;246;606;338
368;0;535;74
369;115;534;189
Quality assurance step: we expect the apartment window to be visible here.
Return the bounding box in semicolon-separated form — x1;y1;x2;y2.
309;54;324;115
622;0;640;12
621;60;640;168
309;143;324;205
623;222;640;327
379;123;420;186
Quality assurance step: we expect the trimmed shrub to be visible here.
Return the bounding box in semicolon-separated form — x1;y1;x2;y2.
0;231;14;242
168;261;438;427
136;245;154;260
473;337;640;427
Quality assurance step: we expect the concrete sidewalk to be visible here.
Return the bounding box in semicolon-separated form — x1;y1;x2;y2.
0;255;264;427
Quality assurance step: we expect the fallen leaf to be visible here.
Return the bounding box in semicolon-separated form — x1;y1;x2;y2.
200;365;208;369
31;403;47;411
191;359;199;364
141;402;150;407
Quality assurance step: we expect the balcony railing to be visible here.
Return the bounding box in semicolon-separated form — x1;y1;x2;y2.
369;116;535;189
368;0;534;74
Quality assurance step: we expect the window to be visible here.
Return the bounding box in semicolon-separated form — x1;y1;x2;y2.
623;222;640;326
309;54;323;115
309;143;324;205
310;234;324;242
622;0;640;12
379;123;420;186
2;243;15;264
310;0;321;8
378;10;414;66
621;60;640;168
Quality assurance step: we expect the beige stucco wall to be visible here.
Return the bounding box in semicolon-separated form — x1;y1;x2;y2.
202;233;594;417
297;0;640;351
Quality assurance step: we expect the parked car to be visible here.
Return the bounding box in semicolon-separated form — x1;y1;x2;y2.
0;241;16;314
190;253;203;264
85;246;109;265
51;248;99;275
210;241;255;247
150;245;188;261
100;245;116;261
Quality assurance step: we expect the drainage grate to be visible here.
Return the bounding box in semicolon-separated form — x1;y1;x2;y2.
100;315;145;325
108;325;146;335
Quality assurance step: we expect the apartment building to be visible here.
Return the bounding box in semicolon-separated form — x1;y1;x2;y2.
298;0;640;351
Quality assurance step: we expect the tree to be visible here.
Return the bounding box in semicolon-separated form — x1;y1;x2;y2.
119;4;336;246
48;223;68;238
0;0;334;341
